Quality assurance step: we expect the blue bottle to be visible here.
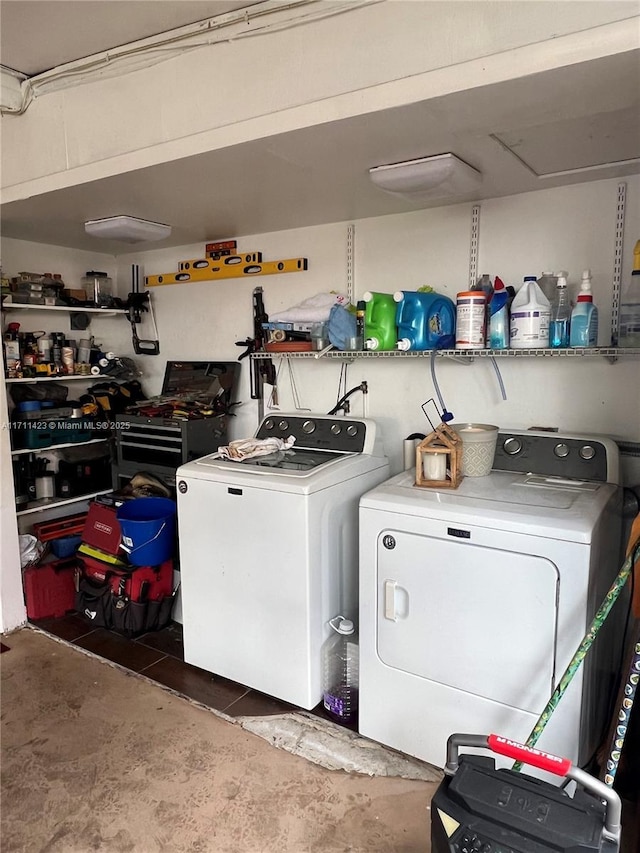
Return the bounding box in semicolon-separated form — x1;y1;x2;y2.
487;276;509;349
549;272;571;348
394;290;456;350
569;269;598;347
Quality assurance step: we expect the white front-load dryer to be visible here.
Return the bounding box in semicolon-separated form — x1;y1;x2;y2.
358;430;624;773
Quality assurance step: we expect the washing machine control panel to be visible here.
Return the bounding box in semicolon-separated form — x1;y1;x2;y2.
493;431;615;483
257;414;370;453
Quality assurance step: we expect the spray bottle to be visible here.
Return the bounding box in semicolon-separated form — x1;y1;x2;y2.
618;239;640;347
549;272;571;348
569;269;598;348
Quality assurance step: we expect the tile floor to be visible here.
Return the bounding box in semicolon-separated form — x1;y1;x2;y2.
29;614;339;725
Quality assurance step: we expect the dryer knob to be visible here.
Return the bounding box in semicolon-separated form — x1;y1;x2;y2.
302;420;316;434
579;444;596;460
346;424;358;437
503;437;522;456
330;423;342;435
278;419;289;432
554;443;570;458
264;419;275;430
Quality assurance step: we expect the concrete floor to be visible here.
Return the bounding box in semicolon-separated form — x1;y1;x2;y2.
1;628;439;853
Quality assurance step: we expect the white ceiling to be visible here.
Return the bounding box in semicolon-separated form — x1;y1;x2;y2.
0;1;259;76
1;2;639;254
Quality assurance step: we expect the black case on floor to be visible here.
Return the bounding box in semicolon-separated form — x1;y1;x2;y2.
431;755;618;853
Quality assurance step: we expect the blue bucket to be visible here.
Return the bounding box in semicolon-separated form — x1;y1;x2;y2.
116;497;177;566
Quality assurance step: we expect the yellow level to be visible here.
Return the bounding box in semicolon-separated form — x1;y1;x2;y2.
179;253;262;271
145;258;308;287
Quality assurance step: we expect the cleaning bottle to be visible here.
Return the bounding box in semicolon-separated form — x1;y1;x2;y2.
322;616;359;725
487;276;509;349
536;271;558;304
569;269;598;347
549;271;571;348
618;239;640;347
394;291;456;350
509;277;550;348
363;291;397;351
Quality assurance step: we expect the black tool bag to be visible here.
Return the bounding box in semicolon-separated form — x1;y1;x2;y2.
75;557;176;637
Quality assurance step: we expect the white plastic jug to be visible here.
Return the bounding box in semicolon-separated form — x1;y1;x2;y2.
509;278;550;348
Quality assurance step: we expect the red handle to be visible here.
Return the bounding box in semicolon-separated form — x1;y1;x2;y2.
487;734;572;776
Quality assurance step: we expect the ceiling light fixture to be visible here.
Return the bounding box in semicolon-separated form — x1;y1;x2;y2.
369;153;482;200
84;215;172;243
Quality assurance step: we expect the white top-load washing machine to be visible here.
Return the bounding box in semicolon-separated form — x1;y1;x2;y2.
176;414;389;710
358;430;624;773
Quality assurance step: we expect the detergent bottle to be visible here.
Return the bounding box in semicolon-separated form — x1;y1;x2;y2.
363;291;397;351
569;269;598;347
394;290;456;350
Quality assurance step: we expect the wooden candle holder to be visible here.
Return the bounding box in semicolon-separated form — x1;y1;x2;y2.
415;423;463;489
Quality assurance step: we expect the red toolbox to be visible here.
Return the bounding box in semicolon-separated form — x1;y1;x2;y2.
80;554;174;602
32;512;87;543
23;557;78;620
81;501;123;557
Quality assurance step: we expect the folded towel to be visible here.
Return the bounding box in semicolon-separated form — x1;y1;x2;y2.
214;435;296;461
270;292;349;323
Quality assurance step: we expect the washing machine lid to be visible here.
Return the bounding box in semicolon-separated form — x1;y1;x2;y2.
360;469;619;542
193;447;350;475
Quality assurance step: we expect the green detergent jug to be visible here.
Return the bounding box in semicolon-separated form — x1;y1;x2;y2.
363;291;397;351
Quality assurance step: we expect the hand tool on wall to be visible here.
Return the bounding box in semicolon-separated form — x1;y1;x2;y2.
236;286;276;401
126;264;160;355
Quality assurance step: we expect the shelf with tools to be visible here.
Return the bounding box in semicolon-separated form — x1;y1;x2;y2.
2;302;126;315
16;489;113;517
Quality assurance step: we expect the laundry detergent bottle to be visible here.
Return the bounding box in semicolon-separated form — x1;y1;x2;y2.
363;291;397;351
569;269;598;347
394;290;456;350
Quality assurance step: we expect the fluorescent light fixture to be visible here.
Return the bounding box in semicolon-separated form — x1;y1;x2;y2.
369;153;482;200
85;215;171;243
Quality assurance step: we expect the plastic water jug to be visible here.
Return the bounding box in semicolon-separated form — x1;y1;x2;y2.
394;291;456;350
322;615;359;725
509;277;550;348
363;291;397;351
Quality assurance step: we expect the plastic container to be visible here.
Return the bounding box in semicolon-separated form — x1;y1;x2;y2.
549;272;571;348
536;271;558;304
509;277;550;348
618;238;640;347
116;497;177;566
363;291;397;351
322;615;359;725
452;423;499;477
82;271;113;307
394;291;456;350
455;291;486;349
487;277;509;349
569;269;598;348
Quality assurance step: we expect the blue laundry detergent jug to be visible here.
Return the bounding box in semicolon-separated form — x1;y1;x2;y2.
394;291;456;350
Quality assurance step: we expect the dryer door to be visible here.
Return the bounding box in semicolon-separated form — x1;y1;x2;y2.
376;530;559;713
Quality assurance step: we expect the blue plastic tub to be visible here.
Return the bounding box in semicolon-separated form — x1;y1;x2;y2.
116;497;177;566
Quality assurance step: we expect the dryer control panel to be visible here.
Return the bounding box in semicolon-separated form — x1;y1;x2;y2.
493;430;619;484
